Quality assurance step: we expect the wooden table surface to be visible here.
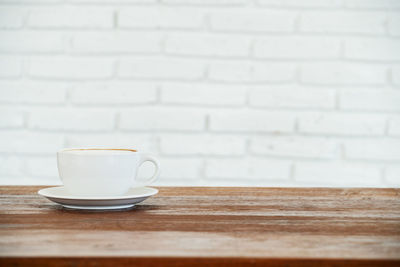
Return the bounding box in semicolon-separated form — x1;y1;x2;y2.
0;186;399;266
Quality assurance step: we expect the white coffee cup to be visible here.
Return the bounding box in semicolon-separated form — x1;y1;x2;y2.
57;148;160;197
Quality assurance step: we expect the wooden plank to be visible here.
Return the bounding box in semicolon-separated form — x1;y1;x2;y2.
0;186;399;266
1;257;399;267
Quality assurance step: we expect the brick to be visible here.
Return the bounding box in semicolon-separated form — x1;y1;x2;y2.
120;108;206;131
28;7;112;28
345;38;400;61
0;156;24;176
160;134;246;156
0;131;64;154
394;66;400;85
0;57;21;78
345;0;400;8
118;58;204;80
29;58;114;79
210;10;296;33
29;108;109;131
161;83;246;106
0;32;64;53
29;108;115;131
0;82;67;104
160;158;202;179
254;37;341;59
298;112;386;136
300;11;386;34
249;85;335;109
340;89;400;112
0;8;26;29
385;166;400;186
165;33;250;57
205;158;291;180
250;136;340;159
301;63;387;85
72;32;161;54
65;133;157;152
118;7;204;29
257;0;343;7
26;157;58;178
388;14;400;36
0;108;24;129
70;82;157;105
345;139;400;161
295;162;381;186
208;62;295;83
388;117;400;136
209;110;295;133
161;0;246;5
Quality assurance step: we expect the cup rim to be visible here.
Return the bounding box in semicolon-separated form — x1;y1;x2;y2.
58;148;138;154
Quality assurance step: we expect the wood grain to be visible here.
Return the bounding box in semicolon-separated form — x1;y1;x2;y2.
0;186;399;266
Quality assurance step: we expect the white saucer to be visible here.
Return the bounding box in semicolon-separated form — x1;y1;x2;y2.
38;186;158;210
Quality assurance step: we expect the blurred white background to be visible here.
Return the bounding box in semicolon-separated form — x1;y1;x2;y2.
0;0;399;187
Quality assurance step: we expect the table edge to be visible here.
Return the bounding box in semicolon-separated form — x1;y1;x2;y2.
1;256;400;267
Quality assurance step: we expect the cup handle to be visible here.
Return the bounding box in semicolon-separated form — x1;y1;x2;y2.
137;154;160;186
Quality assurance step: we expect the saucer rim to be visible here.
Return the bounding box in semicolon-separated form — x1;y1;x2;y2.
62;204;135;210
38;186;158;200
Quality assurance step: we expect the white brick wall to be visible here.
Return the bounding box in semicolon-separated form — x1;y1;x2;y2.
28;7;113;29
253;37;341;59
29;108;116;131
161;83;246;106
0;108;24;128
208;61;296;83
209;110;295;133
120;108;206;131
70;82;158;105
210;10;297;33
300;63;387;85
165;33;251;57
205;158;291;185
0;32;66;53
72;32;162;54
118;58;205;80
388;117;400;136
118;7;205;29
159;134;246;156
294;162;382;186
250;136;340;159
389;14;400;36
0;8;27;29
249;86;336;109
0;0;399;187
299;11;386;34
0;82;67;104
0;57;21;78
29;58;115;79
298;113;386;136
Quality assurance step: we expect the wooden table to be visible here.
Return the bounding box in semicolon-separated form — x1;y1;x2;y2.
0;186;399;266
